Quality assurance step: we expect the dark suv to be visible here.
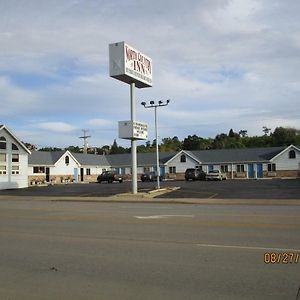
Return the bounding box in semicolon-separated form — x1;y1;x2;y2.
140;172;163;182
97;171;123;183
185;168;206;181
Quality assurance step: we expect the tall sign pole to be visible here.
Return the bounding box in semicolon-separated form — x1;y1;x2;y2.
130;82;137;193
109;42;152;194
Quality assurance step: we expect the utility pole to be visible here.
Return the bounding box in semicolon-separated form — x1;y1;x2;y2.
79;129;91;154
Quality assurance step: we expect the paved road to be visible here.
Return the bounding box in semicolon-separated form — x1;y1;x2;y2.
0;200;299;299
0;178;300;199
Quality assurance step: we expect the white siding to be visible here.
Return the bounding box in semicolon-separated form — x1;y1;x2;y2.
0;128;29;190
166;152;199;174
52;153;79;175
272;148;300;170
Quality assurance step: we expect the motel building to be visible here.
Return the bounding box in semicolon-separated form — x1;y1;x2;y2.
0;124;300;190
28;145;300;184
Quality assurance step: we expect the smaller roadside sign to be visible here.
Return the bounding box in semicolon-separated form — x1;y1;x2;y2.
118;121;148;140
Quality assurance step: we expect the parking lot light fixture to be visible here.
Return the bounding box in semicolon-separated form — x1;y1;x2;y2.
141;100;170;189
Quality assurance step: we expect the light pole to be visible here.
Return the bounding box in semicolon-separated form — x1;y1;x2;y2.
141;100;170;189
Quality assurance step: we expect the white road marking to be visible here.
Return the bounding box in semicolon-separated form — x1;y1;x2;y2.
135;215;195;219
197;243;300;252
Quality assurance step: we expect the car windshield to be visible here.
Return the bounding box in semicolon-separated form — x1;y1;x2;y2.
210;170;219;173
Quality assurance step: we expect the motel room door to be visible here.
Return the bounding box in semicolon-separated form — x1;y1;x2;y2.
248;164;254;178
45;167;50;182
257;164;263;178
80;168;84;182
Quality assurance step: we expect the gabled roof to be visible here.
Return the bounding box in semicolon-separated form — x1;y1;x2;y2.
189;147;286;164
29;151;111;167
0;125;31;154
29;150;67;165
106;152;176;167
72;152;110;166
164;150;201;165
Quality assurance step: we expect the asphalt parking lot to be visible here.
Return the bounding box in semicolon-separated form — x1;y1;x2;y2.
0;179;299;199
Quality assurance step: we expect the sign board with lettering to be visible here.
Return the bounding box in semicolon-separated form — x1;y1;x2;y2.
109;42;152;88
118;121;148;140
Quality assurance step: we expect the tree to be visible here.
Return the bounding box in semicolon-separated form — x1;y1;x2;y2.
22;142;38;151
182;135;203;150
228;129;235;138
39;147;62;152
160;136;182;152
262;126;271;136
110;139;120;154
212;133;227;149
65;146;81;153
272;127;297;146
239;130;248;137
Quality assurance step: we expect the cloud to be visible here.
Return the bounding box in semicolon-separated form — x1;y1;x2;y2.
87;118;115;128
0;0;299;147
0;76;39;116
35;122;77;133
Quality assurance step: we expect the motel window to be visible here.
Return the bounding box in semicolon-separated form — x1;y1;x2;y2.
1;154;7;175
12;166;19;175
169;166;176;174
268;163;276;172
0;165;6;175
180;155;186;163
143;167;150;173
236;164;245;173
86;168;91;175
65;156;69;165
12;154;19;163
289;150;296;159
221;165;228;173
0;136;6;149
0;153;6;162
196;165;203;171
12;143;19;151
33;166;45;174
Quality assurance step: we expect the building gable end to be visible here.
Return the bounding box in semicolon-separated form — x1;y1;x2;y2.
270;145;300;162
0;125;31;154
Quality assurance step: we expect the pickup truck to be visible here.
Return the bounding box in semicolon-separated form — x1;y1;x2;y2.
206;170;227;181
97;171;123;183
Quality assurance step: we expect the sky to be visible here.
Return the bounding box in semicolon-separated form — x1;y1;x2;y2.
0;0;300;149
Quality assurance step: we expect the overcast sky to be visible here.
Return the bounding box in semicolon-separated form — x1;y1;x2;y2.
1;0;299;149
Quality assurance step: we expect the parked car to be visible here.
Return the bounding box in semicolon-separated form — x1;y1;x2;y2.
97;171;123;183
185;168;206;181
206;170;227;181
140;172;163;182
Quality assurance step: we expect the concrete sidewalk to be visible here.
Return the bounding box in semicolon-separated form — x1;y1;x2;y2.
0;194;300;206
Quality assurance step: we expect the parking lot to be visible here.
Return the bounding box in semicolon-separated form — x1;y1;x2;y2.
0;179;299;199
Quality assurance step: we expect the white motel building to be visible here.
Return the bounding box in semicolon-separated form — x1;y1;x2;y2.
0;124;300;190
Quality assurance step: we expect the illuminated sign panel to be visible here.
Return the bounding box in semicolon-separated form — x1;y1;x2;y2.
109;42;152;88
118;121;148;140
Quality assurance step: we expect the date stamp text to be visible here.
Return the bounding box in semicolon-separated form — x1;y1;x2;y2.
264;252;299;264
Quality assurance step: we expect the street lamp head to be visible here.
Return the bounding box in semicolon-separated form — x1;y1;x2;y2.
158;100;163;105
166;99;170;104
141;102;146;106
150;100;155;105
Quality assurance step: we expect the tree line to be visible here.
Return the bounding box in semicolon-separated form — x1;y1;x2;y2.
34;126;300;154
